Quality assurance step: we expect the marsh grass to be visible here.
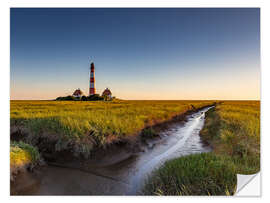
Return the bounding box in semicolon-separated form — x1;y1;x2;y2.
144;101;260;195
201;101;260;174
10;100;214;157
10;141;41;180
143;153;237;195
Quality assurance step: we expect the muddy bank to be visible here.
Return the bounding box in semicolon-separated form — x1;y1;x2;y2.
11;106;214;195
11;168;42;195
10;104;214;163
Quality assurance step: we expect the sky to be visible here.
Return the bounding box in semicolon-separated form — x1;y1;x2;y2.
10;8;260;100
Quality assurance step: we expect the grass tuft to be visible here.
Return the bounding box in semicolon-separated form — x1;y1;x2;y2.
143;153;237;195
10;141;41;180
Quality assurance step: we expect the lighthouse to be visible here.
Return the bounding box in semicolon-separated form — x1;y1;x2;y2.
89;62;96;96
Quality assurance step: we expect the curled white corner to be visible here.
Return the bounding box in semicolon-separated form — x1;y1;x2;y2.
235;172;260;196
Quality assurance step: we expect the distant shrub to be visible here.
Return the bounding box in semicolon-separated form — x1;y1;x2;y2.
87;94;104;101
55;96;64;101
56;95;75;101
81;96;88;101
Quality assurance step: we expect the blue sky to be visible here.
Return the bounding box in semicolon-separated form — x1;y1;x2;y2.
10;8;260;100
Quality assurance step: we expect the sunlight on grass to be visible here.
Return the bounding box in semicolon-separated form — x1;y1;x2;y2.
143;153;237;195
144;101;260;195
10;141;40;180
10;100;214;157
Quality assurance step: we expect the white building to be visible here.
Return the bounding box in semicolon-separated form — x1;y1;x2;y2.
102;88;112;100
72;88;84;98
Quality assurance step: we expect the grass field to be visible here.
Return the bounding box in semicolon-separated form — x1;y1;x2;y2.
201;101;260;174
10;100;214;158
10;141;40;181
144;101;260;195
143;153;237;195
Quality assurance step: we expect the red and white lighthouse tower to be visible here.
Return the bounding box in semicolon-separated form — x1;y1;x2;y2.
89;62;96;96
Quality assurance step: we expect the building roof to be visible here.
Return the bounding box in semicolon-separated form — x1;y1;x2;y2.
102;88;112;96
73;88;84;96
